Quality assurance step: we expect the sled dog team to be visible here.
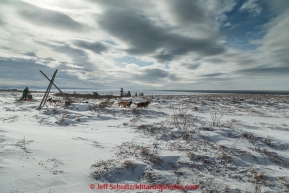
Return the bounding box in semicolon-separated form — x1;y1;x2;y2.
117;100;151;108
46;98;150;108
46;98;61;105
109;100;151;108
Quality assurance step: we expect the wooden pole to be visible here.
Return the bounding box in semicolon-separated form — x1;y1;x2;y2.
42;71;56;106
38;70;58;110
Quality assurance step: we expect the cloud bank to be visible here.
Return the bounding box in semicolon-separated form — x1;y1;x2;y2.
0;0;288;90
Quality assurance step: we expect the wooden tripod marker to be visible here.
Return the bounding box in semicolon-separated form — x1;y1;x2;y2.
39;70;71;102
38;70;58;110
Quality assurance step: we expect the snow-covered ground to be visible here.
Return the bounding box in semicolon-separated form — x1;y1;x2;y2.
0;92;288;193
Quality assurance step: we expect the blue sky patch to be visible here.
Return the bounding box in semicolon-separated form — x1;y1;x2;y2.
116;56;153;67
220;0;273;51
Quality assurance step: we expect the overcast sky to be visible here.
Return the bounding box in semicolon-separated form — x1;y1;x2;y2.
0;0;288;90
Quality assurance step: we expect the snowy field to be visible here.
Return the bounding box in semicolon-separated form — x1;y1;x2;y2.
0;92;289;193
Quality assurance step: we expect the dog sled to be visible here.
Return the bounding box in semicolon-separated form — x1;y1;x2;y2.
27;93;37;101
16;93;37;103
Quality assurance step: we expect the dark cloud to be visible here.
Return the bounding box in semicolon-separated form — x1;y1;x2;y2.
0;57;55;82
132;68;178;83
0;19;6;26
73;40;108;54
265;0;289;14
205;58;224;63
92;0;210;24
202;73;224;77
225;53;256;66
51;45;91;69
18;2;85;31
44;57;55;62
154;54;174;63
98;9;225;62
199;77;232;82
87;0;147;11
35;40;94;70
24;51;36;57
98;10;163;54
0;57;96;87
238;58;255;65
103;40;118;46
41;57;56;64
181;63;201;70
264;44;289;67
235;66;289;76
168;0;208;24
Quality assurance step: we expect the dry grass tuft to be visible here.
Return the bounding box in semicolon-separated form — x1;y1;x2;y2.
149;154;163;166
140;147;149;156
123;160;134;168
